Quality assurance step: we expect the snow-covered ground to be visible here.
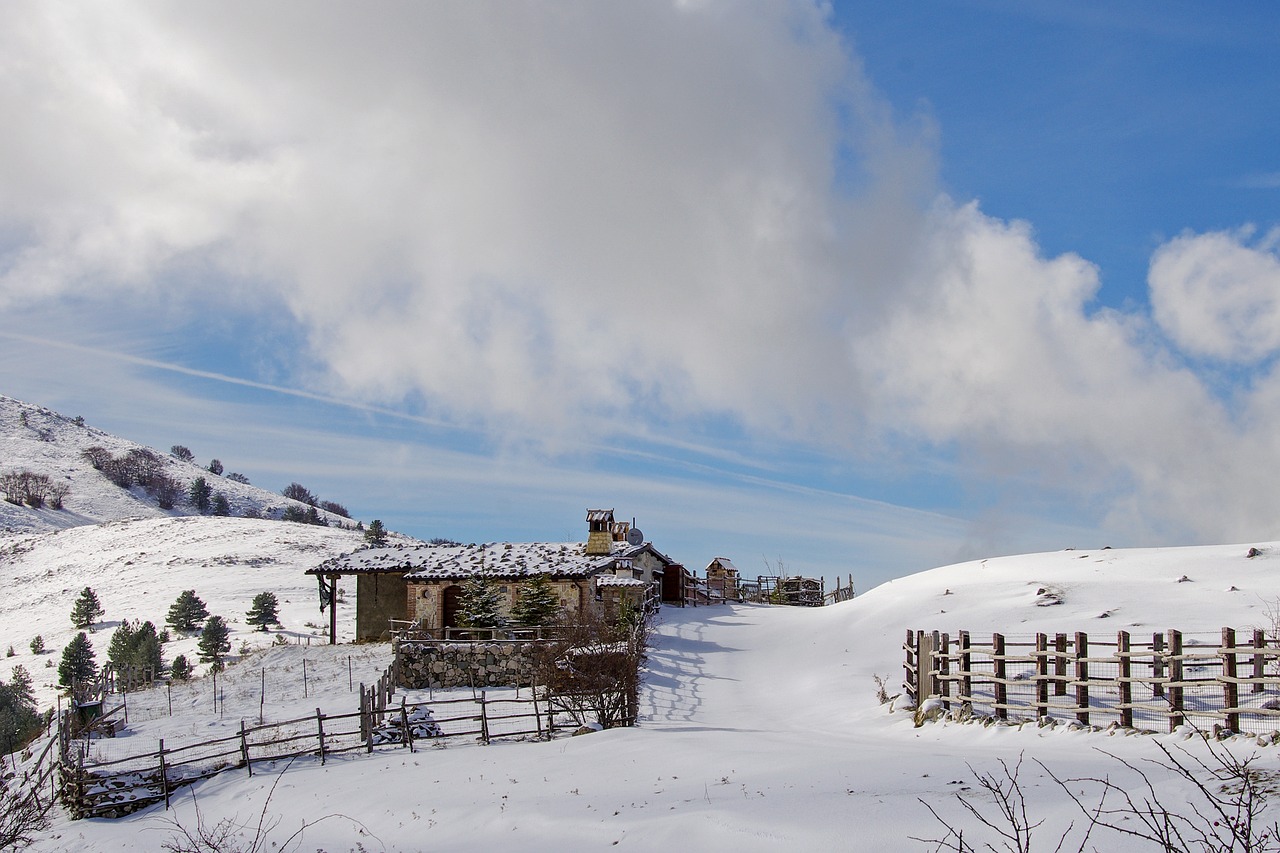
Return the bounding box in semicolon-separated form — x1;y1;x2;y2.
8;393;1280;850
8;535;1280;851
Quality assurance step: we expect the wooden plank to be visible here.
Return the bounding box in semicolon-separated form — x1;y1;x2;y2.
1168;629;1184;730
992;634;1007;720
1118;631;1133;729
1222;627;1239;732
1075;632;1089;725
1054;633;1068;696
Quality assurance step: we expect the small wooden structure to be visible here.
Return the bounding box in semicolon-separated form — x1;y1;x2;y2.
756;575;825;607
705;557;740;602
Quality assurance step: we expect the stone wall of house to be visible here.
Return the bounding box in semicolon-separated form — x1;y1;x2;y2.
631;550;666;584
396;641;546;689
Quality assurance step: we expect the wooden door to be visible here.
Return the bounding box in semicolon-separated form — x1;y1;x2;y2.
442;584;462;628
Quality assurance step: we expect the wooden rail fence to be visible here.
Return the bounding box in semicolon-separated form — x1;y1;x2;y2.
58;690;571;819
904;627;1280;735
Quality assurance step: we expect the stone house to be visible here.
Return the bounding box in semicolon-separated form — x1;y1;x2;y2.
308;509;673;641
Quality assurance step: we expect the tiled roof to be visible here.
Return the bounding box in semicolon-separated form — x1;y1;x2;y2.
309;540;636;580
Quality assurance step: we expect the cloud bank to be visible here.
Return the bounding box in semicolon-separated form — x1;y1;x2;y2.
1;1;1277;546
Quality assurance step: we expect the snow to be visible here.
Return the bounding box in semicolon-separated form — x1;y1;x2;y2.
8;537;1280;850
7;395;1280;850
0;394;349;536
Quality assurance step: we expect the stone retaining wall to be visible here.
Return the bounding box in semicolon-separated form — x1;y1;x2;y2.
396;641;546;689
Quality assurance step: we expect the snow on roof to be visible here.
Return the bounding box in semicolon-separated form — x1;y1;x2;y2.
710;556;738;572
595;575;648;587
311;540;637;580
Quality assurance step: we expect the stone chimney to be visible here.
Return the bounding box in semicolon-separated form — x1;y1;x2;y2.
585;508;615;556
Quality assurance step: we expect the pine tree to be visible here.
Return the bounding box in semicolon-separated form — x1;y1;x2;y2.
364;519;387;546
245;592;280;631
58;632;96;689
188;476;212;512
29;635;44;655
510;573;561;627
106;620;137;670
70;586;104;629
170;654;192;681
0;666;39;754
211;493;231;516
8;665;33;710
166;590;209;633
197;615;231;672
458;575;506;629
129;621;164;678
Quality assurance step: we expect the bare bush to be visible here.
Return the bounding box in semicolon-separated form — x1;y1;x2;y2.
533;605;650;729
916;737;1280;853
0;471;56;507
160;761;379;853
0;783;50;849
81;446;112;470
281;482;317;506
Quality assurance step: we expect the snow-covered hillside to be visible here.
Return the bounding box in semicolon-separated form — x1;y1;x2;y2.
0;516;368;713
0;394;347;535
11;539;1280;851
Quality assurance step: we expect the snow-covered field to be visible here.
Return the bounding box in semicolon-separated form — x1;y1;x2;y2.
8;394;1280;850
8;533;1280;851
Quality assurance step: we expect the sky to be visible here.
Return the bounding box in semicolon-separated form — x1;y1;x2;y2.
1;1;1277;592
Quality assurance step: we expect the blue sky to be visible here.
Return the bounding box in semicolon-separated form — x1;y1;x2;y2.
1;2;1277;592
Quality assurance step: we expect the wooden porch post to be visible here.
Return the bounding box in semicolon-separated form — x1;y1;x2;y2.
328;575;339;645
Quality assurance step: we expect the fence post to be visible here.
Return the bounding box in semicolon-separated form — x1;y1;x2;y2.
158;738;170;810
316;708;326;765
1168;629;1184;731
1222;627;1239;733
479;691;490;744
240;720;252;776
1034;633;1049;719
1253;628;1267;694
359;683;368;747
904;629;917;706
992;633;1007;721
939;633;951;711
1151;632;1165;698
401;700;414;753
534;690;544;739
930;631;942;699
959;631;972;707
1074;632;1089;726
1117;631;1133;729
1054;633;1068;696
916;631;935;702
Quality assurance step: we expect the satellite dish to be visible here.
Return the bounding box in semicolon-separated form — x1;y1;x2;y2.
626;527;644;546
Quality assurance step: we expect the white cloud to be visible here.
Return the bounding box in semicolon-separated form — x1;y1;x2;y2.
2;0;1279;553
1148;227;1280;363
